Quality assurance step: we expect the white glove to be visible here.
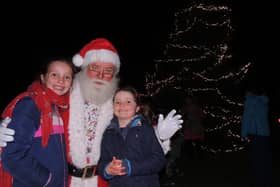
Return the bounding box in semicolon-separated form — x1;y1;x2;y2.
161;139;171;154
0;117;15;147
154;126;171;154
157;109;183;141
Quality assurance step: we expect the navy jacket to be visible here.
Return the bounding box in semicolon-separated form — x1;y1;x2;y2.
1;97;68;187
98;115;166;187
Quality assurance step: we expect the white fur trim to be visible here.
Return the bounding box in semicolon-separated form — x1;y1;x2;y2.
83;49;120;71
72;54;84;67
68;79;114;168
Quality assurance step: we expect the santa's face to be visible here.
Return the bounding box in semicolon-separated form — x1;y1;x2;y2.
86;62;115;82
77;62;118;105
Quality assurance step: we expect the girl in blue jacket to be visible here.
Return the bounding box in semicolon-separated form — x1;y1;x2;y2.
1;56;74;187
98;86;166;187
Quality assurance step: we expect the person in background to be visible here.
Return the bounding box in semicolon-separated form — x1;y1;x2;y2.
98;86;166;187
181;96;205;160
0;38;183;187
1;57;74;187
241;85;273;187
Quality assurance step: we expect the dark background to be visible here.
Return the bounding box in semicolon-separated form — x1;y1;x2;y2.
0;1;278;112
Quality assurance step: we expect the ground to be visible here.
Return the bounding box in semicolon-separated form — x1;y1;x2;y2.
159;142;280;187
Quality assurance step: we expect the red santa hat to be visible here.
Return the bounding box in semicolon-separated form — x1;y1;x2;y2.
73;38;120;72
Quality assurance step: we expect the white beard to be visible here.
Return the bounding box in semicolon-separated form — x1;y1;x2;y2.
76;70;119;106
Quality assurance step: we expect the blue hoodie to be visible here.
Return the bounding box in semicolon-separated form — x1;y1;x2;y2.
241;94;270;137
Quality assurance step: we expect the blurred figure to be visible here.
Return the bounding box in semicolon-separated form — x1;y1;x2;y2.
241;86;272;187
181;96;205;160
163;96;205;183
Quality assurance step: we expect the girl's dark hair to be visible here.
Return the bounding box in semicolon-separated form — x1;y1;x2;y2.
139;95;156;125
35;56;77;80
113;86;140;105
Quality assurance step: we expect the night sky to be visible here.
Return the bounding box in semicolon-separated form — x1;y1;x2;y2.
0;1;278;111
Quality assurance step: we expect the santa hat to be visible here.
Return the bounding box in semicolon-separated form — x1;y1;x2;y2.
73;38;120;72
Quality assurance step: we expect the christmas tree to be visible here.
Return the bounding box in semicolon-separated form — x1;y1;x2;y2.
145;0;252;154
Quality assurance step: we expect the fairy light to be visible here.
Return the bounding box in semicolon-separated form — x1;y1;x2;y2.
145;1;251;154
193;62;251;82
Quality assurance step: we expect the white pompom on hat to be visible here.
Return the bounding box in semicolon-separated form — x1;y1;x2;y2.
73;38;120;72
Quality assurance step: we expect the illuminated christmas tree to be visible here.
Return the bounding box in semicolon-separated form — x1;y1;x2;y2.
145;0;252;153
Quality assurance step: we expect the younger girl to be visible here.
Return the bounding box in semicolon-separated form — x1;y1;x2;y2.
1;56;74;187
98;86;166;187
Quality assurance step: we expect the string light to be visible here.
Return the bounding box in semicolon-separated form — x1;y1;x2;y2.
144;1;251;154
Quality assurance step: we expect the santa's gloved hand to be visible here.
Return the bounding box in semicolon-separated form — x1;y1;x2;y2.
157;109;183;141
161;139;171;154
0;117;15;147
